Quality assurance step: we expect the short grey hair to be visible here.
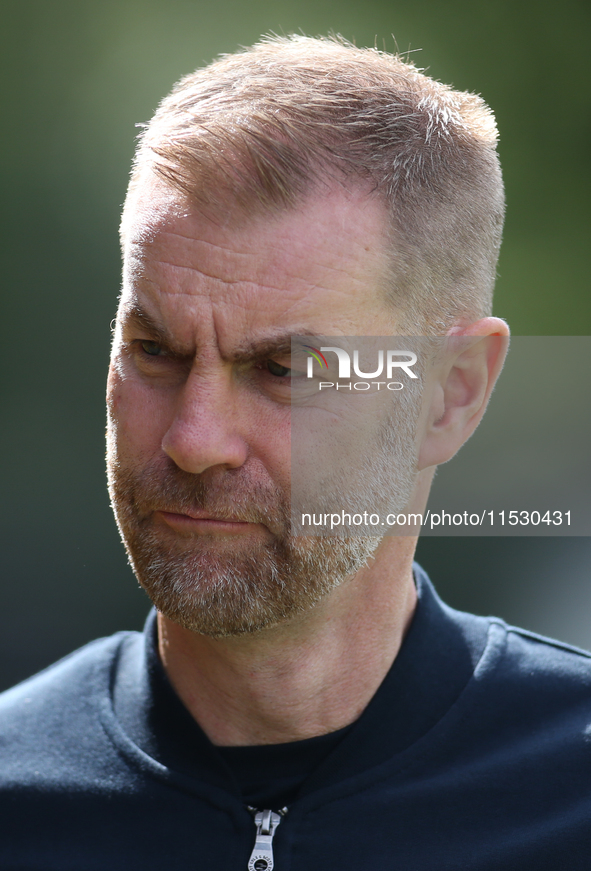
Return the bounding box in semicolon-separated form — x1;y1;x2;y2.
122;34;505;332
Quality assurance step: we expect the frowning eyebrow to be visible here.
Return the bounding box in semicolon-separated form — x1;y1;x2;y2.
118;302;320;364
119;303;190;356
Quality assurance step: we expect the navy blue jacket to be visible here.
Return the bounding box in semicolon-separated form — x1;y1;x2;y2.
2;566;591;870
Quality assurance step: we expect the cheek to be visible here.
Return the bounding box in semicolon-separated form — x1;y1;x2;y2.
107;365;172;460
247;406;292;489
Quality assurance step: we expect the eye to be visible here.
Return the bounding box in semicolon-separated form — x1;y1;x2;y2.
140;340;163;356
266;359;291;378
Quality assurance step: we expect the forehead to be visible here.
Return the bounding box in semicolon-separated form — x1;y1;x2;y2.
120;176;397;345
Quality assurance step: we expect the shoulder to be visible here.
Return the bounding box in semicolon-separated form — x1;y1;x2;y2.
0;631;129;717
0;631;138;787
489;618;591;689
414;565;591;729
486;619;591;714
445;612;591;765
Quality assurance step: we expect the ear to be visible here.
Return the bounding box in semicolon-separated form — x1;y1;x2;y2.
417;317;509;470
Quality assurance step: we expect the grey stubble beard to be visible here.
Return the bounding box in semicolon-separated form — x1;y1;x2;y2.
107;447;382;638
106;384;419;639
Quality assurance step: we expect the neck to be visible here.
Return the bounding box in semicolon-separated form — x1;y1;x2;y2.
157;536;418;746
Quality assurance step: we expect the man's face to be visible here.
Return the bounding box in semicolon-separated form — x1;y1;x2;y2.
107;176;419;636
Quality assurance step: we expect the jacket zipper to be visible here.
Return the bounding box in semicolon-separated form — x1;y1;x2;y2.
246;806;288;871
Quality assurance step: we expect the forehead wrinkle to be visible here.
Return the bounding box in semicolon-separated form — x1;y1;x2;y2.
126;256;301;311
134;252;347;295
135;258;338;304
130;215;385;294
149;216;377;262
135;255;377;309
136;226;260;255
129;249;323;300
128;233;257;271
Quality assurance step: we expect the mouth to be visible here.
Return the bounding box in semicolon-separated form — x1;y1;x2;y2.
154;509;269;536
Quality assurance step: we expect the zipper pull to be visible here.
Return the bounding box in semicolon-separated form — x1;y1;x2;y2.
247;808;286;871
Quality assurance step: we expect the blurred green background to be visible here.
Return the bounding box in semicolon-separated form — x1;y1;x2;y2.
1;0;590;690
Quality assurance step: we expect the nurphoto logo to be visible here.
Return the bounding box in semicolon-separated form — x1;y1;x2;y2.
304;344;418;391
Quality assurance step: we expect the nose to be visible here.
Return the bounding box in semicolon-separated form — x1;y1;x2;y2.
161;369;249;475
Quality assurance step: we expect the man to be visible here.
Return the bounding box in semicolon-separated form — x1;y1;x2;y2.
1;34;590;871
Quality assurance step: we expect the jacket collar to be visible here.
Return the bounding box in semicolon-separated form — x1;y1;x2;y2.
112;564;489;799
